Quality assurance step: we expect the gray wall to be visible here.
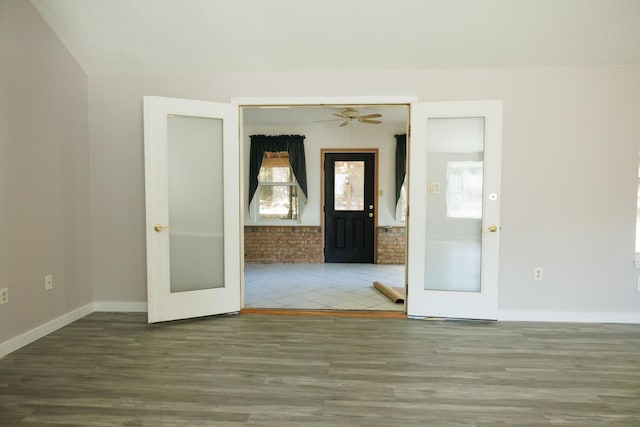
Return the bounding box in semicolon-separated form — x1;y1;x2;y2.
0;0;92;344
88;68;640;316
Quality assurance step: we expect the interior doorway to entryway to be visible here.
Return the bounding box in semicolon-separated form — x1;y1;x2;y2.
240;103;410;312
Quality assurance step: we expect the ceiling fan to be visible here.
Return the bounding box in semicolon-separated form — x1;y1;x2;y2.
330;108;383;127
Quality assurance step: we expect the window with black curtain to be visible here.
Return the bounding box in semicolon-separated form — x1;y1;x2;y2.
395;134;407;221
249;135;308;218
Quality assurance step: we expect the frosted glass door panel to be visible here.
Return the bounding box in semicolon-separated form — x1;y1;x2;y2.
425;117;484;292
167;115;224;293
334;161;365;211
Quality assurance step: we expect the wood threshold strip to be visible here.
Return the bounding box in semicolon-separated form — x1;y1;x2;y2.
240;308;406;319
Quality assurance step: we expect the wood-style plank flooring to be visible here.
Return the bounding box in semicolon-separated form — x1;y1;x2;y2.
1;312;639;426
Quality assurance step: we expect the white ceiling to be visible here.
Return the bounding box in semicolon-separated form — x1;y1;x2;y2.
29;0;640;126
31;0;640;76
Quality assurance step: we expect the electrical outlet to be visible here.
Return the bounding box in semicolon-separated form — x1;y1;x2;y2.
0;288;8;305
534;267;543;281
45;274;53;290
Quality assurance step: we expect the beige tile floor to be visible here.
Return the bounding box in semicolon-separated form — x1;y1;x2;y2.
244;263;405;311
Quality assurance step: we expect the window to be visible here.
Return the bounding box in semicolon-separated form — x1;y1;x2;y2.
446;161;483;219
257;152;299;220
395;134;408;222
248;134;307;223
396;177;408;222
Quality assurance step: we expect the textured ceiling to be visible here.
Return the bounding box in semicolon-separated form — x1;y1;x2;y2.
31;0;640;76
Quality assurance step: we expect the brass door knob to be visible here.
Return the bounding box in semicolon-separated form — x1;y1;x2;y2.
154;224;167;232
368;213;374;218
487;224;498;233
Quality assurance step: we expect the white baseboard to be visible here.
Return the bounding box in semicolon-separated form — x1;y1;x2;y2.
93;301;148;313
498;310;640;324
0;303;94;359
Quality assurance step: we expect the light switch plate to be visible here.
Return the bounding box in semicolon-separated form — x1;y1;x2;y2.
428;181;441;194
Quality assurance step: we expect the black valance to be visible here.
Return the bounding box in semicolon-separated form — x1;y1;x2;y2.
395;134;407;204
249;135;307;206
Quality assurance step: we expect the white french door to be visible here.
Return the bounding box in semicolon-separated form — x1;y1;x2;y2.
406;101;503;320
144;96;241;323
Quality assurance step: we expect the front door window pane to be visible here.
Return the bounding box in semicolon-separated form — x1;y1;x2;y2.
334;161;365;211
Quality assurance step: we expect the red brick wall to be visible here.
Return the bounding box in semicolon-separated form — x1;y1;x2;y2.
245;225;406;264
244;226;323;263
376;226;406;264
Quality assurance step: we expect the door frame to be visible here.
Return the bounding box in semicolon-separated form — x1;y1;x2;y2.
233;96;416;312
321;149;379;263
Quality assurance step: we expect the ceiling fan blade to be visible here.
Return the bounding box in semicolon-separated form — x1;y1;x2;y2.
360;119;382;124
359;114;382;120
339;120;350;127
333;113;348;119
313;119;342;122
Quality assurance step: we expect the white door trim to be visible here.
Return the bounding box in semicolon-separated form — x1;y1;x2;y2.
235;95;415;313
231;96;418;106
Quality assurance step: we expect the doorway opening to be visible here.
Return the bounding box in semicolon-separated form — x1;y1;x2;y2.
241;104;409;312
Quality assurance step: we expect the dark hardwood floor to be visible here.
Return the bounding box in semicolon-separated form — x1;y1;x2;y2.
1;312;639;426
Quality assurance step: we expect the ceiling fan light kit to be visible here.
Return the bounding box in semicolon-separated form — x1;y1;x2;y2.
331;108;383;127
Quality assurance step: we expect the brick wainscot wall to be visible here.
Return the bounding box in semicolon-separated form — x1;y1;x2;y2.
244;226;323;263
376;226;406;264
244;226;407;264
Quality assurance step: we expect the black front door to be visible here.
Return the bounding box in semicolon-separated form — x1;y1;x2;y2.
324;152;375;263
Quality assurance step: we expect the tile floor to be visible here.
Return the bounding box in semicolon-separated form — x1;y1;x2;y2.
244;263;406;311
